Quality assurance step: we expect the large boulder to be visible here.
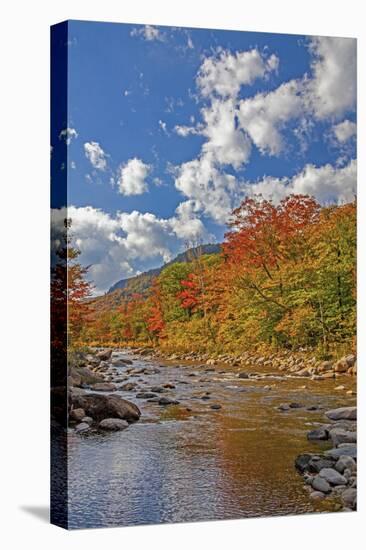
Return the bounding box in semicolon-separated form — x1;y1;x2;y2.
325;407;357;421
71;392;141;422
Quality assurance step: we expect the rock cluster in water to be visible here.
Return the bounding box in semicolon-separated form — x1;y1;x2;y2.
295;406;357;511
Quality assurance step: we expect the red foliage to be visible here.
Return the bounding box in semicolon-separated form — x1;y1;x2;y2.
224;194;320;270
177;273;200;311
147;280;165;337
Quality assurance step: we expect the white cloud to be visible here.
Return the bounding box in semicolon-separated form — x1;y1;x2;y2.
84;141;107;171
131;25;163;42
197;48;279;98
306;37;356;120
174;152;241;224
201;98;251;168
171;38;356;226
238;80;303;155
117;158;151;196
174;124;199;137
51;204;210;293
59;127;78;145
333;119;357;143
242;159;356;204
170;200;208;241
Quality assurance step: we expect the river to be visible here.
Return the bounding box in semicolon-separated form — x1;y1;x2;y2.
67;350;356;529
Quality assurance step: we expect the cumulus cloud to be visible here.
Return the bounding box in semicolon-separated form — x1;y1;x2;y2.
237;80;303;155
306;37;356;120
131;25;164;42
197;48;279;98
59;127;78;145
174;152;241;224
84;141;108;170
51;204;210;294
117;158;151;195
242;159;356;204
333;119;357;143
201;98;251;168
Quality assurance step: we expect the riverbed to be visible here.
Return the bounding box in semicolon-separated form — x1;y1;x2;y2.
67;350;356;529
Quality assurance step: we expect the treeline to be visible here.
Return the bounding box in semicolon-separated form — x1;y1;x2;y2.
75;195;356;357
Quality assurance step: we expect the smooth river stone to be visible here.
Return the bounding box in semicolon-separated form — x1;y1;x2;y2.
319;468;347;486
325;444;357;460
325;407;357;421
311;475;331;494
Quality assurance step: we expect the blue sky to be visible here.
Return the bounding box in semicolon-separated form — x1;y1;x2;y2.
53;20;356;293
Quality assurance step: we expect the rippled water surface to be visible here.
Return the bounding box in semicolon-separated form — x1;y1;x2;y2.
67;351;356;529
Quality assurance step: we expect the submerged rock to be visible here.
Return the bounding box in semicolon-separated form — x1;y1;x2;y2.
295;454;312;473
75;422;90;433
307;428;328;441
90;382;117;392
98;418;129;431
158;397;179;406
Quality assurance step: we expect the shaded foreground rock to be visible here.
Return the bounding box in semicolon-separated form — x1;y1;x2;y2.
71;392;141;422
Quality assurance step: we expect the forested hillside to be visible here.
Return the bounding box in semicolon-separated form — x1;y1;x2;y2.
73;195;356;358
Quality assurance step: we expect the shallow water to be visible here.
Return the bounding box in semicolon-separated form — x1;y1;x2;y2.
67;351;356;529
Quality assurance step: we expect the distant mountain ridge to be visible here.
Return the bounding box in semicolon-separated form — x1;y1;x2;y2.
107;243;221;295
